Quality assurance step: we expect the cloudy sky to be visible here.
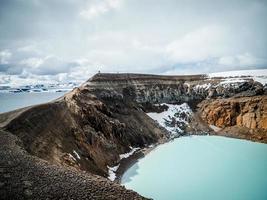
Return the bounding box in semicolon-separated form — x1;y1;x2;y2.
0;0;267;86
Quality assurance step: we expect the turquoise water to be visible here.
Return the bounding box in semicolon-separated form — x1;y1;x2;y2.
122;136;267;200
0;92;66;113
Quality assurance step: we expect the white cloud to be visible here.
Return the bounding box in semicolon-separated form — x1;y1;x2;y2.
0;50;12;64
218;56;238;66
0;74;11;85
33;56;75;75
218;53;266;67
18;45;37;52
20;57;44;68
17;44;44;56
80;0;123;20
0;0;266;86
166;25;226;63
16;55;78;76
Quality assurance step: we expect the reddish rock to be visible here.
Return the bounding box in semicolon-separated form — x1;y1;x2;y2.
199;96;267;130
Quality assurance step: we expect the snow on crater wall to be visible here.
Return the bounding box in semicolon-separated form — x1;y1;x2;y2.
147;103;192;137
208;69;267;85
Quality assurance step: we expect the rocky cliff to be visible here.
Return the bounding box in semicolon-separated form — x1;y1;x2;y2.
1;86;166;177
0;72;266;199
198;95;267;142
86;73;264;105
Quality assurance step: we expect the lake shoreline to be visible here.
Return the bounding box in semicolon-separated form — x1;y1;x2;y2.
114;138;168;184
116;131;267;185
119;135;267;200
115;133;207;184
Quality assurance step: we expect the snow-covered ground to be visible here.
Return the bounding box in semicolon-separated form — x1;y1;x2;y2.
68;153;77;161
107;164;120;181
0;82;79;93
119;147;140;160
193;83;211;90
147;103;193;137
209;69;267;85
73;150;81;159
107;146;141;181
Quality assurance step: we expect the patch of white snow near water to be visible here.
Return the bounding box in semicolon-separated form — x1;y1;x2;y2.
107;164;120;181
119;147;140;160
147;103;192;137
209;69;267;85
107;147;140;181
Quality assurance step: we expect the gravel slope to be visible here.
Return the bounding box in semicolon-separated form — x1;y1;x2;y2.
0;131;148;200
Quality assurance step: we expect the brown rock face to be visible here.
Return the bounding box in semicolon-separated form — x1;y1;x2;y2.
0;80;165;199
1;86;165;177
198;96;267;142
199;96;267;129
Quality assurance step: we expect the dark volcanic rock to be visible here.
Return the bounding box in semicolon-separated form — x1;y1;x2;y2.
0;131;147;200
2;87;165;177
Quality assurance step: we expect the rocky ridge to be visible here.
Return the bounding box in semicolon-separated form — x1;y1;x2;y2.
0;72;267;199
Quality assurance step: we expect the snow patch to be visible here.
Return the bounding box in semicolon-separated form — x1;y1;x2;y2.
254;77;267;85
68;153;76;161
183;82;190;87
107;147;141;181
73;150;81;159
193;83;211;90
209;69;267;85
107;164;120;181
119;147;140;160
219;78;246;85
147;103;192;137
209;69;267;78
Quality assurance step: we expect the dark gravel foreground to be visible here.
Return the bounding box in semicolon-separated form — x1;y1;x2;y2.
0;131;148;200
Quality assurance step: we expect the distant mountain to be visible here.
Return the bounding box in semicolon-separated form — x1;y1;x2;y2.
0;82;80;93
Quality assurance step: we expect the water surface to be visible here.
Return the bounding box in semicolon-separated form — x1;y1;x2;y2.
122;136;267;200
0;92;66;113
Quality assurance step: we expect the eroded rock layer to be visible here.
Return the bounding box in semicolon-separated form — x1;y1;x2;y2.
198;96;267;142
